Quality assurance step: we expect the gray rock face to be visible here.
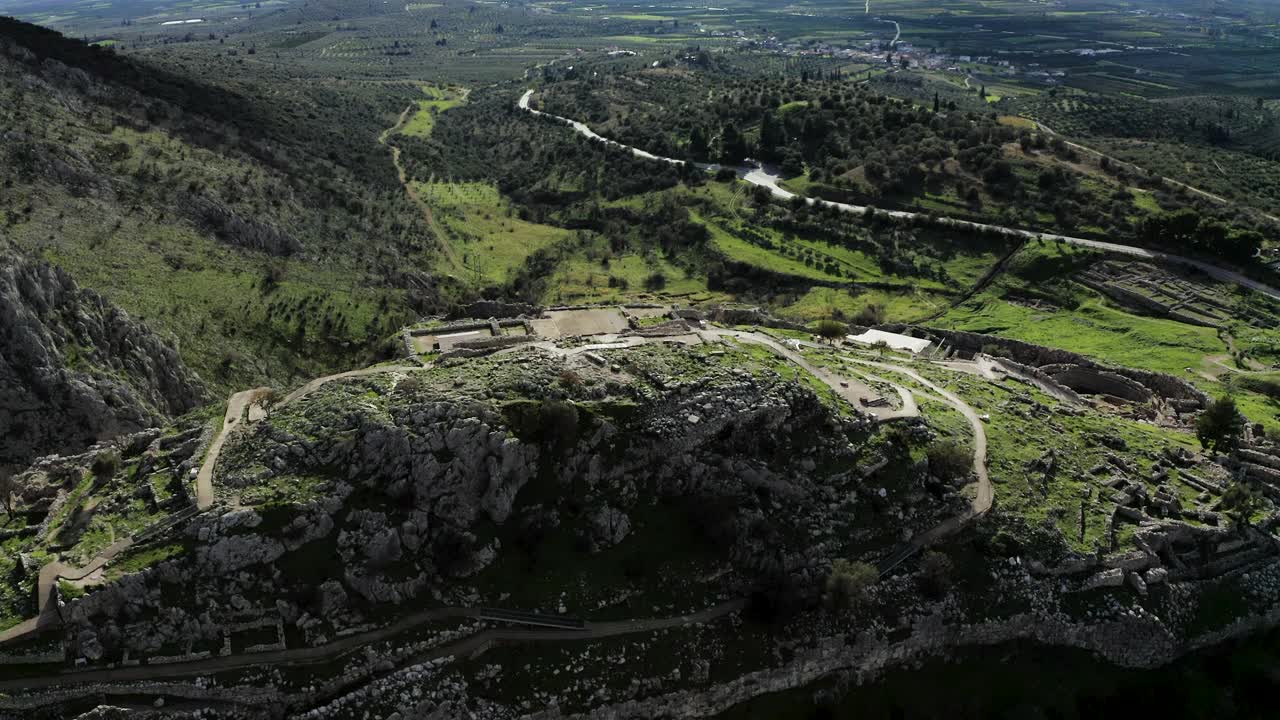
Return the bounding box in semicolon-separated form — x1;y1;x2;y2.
199;534;286;574
585;506;632;552
316;580;349;615
184;192;302;256
0;251;205;480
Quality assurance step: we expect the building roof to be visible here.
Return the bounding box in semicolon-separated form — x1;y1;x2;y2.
846;329;933;354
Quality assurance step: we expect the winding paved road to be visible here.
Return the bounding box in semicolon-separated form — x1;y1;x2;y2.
517;91;1280;301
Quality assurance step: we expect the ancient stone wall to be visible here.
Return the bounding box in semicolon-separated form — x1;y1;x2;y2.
881;324;1207;405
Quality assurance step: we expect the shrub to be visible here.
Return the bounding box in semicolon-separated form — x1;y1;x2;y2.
815;318;847;343
1221;479;1263;528
539;399;580;451
883;423;921;451
980;343;1012;359
917;550;954;598
91;449;121;480
854;303;885;326
926;439;970;481
823;559;878;611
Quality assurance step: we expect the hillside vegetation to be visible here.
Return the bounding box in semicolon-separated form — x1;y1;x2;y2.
0;18;440;395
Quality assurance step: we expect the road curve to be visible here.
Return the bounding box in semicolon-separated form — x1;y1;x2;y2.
517;90;1280;301
195;388;269;510
698;328;919;420
843;356;990;514
836;354;992;574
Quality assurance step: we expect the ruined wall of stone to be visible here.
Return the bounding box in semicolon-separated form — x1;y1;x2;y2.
880;324;1208;405
539;571;1280;720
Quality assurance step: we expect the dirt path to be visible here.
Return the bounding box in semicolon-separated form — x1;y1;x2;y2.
0;536;137;646
378;104;463;273
2;366;425;648
834;354;992;573
518;91;1280;302
699;328;919;420
845;367;919;419
279;364;423;407
196;388;270;510
2;388;265;645
843;356;990;513
524;328;918;421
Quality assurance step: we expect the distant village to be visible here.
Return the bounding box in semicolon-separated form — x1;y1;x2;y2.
674;14;1206;88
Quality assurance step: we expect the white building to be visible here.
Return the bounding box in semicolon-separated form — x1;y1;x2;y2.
846;329;933;354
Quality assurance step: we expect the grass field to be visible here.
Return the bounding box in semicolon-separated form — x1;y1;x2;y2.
939;293;1228;378
780;286;950;323
544;252;717;305
39;210;409;396
701;217;848;284
398;85;464;138
415;182;573;284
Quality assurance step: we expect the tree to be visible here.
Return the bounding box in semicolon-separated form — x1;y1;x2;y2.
816;318;847;343
917;550;954;598
926;439;970;481
823;559;878;611
758;111;784;161
688;125;709;160
719;122;750;164
1221;476;1263;529
779;148;805;178
91;449;121;480
1196;396;1245;454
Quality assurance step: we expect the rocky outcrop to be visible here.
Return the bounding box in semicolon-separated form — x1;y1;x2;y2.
0;251;206;480
183;193;302;257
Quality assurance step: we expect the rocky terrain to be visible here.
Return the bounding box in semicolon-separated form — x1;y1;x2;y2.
1;324;1279;720
47;343;886;662
0;249;205;480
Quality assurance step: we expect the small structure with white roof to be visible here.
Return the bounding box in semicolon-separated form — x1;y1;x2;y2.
846;329;933;354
